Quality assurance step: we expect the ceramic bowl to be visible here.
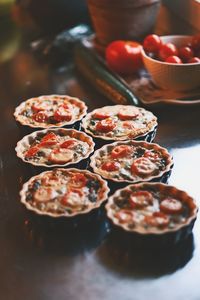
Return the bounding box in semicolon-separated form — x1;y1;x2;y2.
142;35;200;91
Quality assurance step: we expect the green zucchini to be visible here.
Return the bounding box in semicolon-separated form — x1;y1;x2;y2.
74;40;140;106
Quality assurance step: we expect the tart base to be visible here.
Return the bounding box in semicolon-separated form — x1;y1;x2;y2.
108;217;196;248
16;119;83;137
23;205;107;230
98;231;194;276
23;208;109;254
91;126;157;150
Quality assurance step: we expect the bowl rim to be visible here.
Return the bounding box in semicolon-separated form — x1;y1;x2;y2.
142;35;200;66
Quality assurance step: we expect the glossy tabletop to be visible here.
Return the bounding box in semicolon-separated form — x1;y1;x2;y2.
0;4;200;300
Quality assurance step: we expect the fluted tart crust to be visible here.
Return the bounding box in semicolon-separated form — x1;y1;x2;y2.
15;128;94;168
14;94;87;128
20;168;109;217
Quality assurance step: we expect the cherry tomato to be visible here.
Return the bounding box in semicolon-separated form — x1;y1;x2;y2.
61;189;83;207
48;148;73;164
131;157;157;176
93;111;112;120
115;210;134;224
31;101;49;113
54;105;72;122
25;146;39;158
111;145;133;159
101;161;120;172
60;139;76;149
144;150;160;162
32;111;48;123
165;55;182;64
188;57;200;63
95;118;116;133
191;34;200;51
178;46;194;62
144;212;169;228
41;132;57;142
105;40;143;75
160;198;183;214
122;121;134;129
39;132;58;147
70;173;87;188
143;34;162;53
118;107;139;120
129;190;153;209
159;43;178;61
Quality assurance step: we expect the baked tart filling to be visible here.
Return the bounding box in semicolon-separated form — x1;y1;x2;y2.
82;105;157;141
106;183;198;235
90;140;173;183
15;128;94;167
14;94;87;128
20;168;109;217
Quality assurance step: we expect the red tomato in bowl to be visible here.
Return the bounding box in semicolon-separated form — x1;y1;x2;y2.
105;40;143;75
165;55;182;64
143;34;162;54
159;43;178;61
188;57;200;63
178;46;194;62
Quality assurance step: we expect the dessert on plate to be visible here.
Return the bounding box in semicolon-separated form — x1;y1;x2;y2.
15;128;94;167
20;168;109;218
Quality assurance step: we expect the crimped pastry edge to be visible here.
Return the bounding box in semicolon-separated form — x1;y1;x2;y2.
90;140;173;183
20;168;110;218
14;94;88;129
15;128;95;168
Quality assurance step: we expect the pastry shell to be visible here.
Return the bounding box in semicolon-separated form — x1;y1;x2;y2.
14;94;88;129
20;168;109;218
90;140;173;184
81;105;158;142
15;128;95;168
106;182;198;244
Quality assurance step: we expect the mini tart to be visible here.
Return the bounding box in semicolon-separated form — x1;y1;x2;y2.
90;140;173;184
82;105;157;141
15;128;94;168
14;94;88;129
106;183;198;238
20;168;109;218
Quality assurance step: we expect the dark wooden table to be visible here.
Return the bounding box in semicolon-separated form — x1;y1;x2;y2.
0;4;200;300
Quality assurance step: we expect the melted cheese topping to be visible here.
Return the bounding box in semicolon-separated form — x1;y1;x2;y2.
23;132;90;166
110;187;191;233
84;105;157;140
25;169;104;215
92;143;169;182
16;95;86;127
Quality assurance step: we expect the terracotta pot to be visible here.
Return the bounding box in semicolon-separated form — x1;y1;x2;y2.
87;0;161;46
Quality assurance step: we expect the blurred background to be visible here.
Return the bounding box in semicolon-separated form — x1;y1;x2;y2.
0;0;199;65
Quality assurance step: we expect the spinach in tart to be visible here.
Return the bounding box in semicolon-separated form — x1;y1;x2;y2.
14;94;87;129
106;183;197;237
90;140;173;183
15;128;94;167
82;105;157;141
20;168;109;217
